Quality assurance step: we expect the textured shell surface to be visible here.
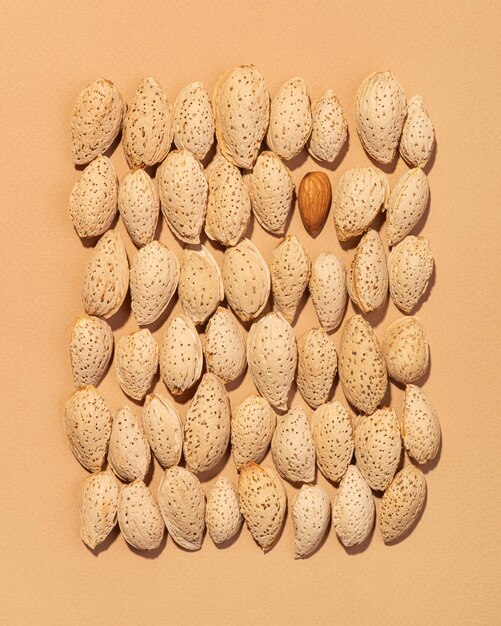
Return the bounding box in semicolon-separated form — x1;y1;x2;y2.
333;167;389;241
332;464;375;547
309;252;347;332
383;316;429;384
238;463;287;551
354;407;402;491
348;229;388;313
338;315;387;414
157;465;206;550
307;90;348;162
64;386;112;472
205;155;251;247
204;307;246;383
270;235;311;323
115;329;158;401
70;314;113;387
354;71;407;164
70;155;118;238
108;405;151;483
173;81;214;160
118;480;165;550
79;470;119;549
142;393;183;468
267;77;313;160
271;406;316;484
129;240;179;326
388;236;434;313
247;151;294;235
380;464;426;543
311;400;353;482
291;484;331;558
82;230;129;319
296;328;337;408
386;168;430;247
118;169;159;247
157;149;208;244
231;394;276;469
71;78;124;165
246;312;297;410
183;373;231;474
122;76;173;169
205;477;243;545
178;245;224;325
222;238;270;321
402;384;441;464
159;314;203;395
213;65;270;168
399;95;435;167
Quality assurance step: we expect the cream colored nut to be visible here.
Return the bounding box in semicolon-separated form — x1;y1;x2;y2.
399;95;435;168
291;484;331;558
231;394;276;470
115;329;158;401
143;394;183;469
118;169;159;247
309;252;347;332
159;315;203;396
71;78;124;165
388;236;434;313
402;384;441;464
332;465;375;547
204;307;246;383
383;316;429;384
271;406;316;484
296;329;337;409
118;480;165;551
173;81;214;160
70;315;113;387
311;400;353;482
307;90;347;162
108;405;151;483
347;229;388;313
205;477;243;545
386;168;429;247
270;235;311;323
79;470;119;549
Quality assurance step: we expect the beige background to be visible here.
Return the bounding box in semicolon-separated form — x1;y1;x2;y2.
2;1;500;624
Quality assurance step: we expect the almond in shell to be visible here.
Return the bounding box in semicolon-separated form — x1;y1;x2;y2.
332;465;375;547
108;405;151;483
296;329;337;409
205;477;243;545
204;307;246;383
70;314;113;387
142;393;183;469
388;235;434;313
291;484;331;558
118;169;159;247
231;394;276;470
386;168;429;247
347;229;388;313
271;406;316;484
115;329;158;401
307;90;347;163
173;81;214;160
399;95;435;168
402;384;441;464
79;470;119;549
118;480;165;550
159;315;203;395
383;316;429;384
311;400;353;483
309;252;347;332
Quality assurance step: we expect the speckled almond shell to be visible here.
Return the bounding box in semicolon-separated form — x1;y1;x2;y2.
380;464;426;543
354;71;407;164
354;407;402;491
388;236;434;313
271;406;316;484
117;480;165;551
118;169;159;247
79;470;119;549
157;149;208;244
122;77;173;169
213;65;270;169
142;394;183;469
159;315;203;396
399;95;435;168
115;329;158;401
386;168;430;247
296;330;336;408
178;245;224;325
204;307;246;383
129;241;179;326
231;394;276;470
70;155;118;238
205;155;251;247
108;405;151;483
238;463;287;551
82;230;129;319
184;373;231;474
309;252;347;332
267;77;313;160
270;235;311;323
246;151;294;235
332;464;375;547
339;315;387;415
222;238;270;322
311;400;353;483
246;312;297;411
307;90;348;162
347;229;388;313
157;465;206;551
333;167;389;241
173;81;214;160
383;316;429;384
70;315;113;387
291;484;331;558
402;384;441;464
205;477;243;545
71;78;124;165
64;386;112;472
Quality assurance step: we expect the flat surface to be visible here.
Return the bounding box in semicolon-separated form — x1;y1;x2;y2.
1;1;500;624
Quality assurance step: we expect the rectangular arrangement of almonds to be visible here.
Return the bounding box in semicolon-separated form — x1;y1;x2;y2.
66;67;439;557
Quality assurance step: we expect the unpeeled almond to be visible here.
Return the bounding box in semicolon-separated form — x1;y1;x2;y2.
173;81;214;160
159;314;203;396
117;480;165;551
79;470;119;549
402;384;441;464
399;95;435;168
307;90;347;163
309;252;347;332
115;329;158;401
347;229;388;313
386;168;429;247
205;477;243;545
118;169;159;248
108;405;151;483
271;406;316;484
383;316;429;384
296;328;337;409
231;394;276;470
70;315;113;387
204;307;246;384
388;235;434;313
291;484;331;558
311;400;353;483
332;465;375;547
142;394;183;469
